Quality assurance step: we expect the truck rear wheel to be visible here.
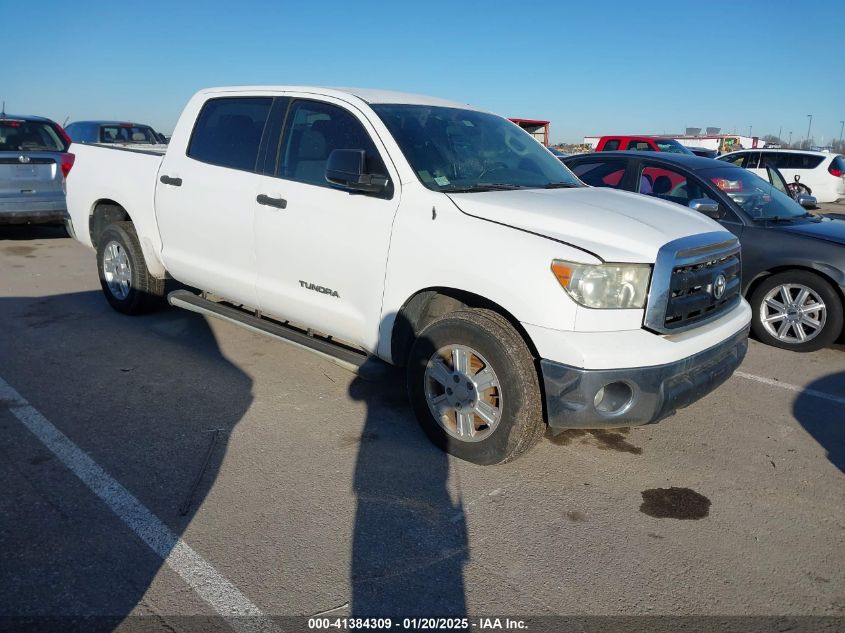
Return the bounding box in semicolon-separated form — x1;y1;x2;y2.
96;222;165;315
407;309;544;465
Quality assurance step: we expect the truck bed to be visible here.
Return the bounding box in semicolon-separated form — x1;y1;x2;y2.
65;141;167;276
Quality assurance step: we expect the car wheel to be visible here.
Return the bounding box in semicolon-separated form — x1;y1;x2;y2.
749;271;843;352
96;222;165;315
407;309;544;465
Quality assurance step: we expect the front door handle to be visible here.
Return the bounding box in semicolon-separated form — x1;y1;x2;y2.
160;175;182;186
256;194;287;209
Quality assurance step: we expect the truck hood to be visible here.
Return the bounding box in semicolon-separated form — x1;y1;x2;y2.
447;187;724;262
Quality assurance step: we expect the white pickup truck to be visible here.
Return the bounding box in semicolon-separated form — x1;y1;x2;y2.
66;86;751;464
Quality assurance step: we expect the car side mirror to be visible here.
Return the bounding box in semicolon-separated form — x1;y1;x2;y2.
793;174;801;183
797;194;817;209
325;149;389;194
689;198;724;219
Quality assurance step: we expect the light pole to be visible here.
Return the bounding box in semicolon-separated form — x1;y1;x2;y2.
788;131;793;147
748;125;753;138
806;114;813;148
839;120;844;151
778;126;782;144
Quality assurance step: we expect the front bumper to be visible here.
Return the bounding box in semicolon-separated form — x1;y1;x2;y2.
0;199;68;224
541;326;749;430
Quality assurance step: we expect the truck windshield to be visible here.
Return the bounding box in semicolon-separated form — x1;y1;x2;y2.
372;104;581;192
655;139;693;154
699;166;807;220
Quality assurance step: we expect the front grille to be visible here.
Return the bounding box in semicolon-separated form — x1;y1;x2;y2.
643;231;742;334
664;252;740;329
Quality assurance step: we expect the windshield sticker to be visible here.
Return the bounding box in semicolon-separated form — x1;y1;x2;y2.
434;176;451;186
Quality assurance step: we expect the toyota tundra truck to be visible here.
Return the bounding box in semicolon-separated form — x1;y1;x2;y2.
65;86;751;464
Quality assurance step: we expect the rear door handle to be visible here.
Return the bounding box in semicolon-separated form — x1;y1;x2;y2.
256;194;287;209
159;175;182;186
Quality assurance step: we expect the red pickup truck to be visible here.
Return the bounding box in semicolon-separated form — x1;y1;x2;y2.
595;135;692;154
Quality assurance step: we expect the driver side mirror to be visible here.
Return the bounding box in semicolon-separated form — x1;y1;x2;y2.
325;149;389;194
689;198;724;219
797;194;817;209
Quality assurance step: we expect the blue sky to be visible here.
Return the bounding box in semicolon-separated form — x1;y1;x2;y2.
6;0;843;144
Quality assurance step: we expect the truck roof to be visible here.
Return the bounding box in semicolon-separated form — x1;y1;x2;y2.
197;86;482;110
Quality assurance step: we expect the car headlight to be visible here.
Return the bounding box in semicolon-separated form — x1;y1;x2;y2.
551;260;652;309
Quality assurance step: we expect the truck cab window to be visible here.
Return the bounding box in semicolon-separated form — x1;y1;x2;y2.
278;100;386;188
187;97;272;172
627;140;653;151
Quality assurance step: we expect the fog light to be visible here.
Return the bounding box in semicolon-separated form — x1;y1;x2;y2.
593;381;634;415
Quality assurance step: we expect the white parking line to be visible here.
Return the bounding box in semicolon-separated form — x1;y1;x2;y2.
735;371;845;406
0;376;273;633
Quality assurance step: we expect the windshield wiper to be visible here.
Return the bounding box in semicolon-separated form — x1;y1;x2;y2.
443;183;523;193
543;182;580;189
753;215;798;223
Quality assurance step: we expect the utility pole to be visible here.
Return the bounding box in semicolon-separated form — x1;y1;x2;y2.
839;120;844;151
778;126;782;143
788;131;793;147
806;114;813;148
748;125;753;138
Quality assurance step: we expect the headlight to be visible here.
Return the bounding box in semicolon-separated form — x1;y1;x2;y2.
551;260;652;309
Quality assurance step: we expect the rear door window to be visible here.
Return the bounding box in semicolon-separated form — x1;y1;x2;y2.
744;151;761;169
570;159;627;188
759;152;781;168
0;119;67;151
187;97;273;172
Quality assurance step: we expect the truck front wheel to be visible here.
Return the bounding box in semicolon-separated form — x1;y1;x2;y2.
407;309;544;465
96;222;165;315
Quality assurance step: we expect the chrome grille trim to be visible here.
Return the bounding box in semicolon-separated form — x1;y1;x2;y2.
644;231;742;334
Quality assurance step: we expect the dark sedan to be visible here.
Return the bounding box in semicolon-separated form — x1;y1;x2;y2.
562;151;845;352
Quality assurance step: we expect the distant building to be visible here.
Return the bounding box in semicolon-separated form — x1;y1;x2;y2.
509;118;549;146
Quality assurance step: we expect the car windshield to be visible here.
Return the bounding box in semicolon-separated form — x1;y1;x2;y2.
99;125;158;144
0;119;67;151
699;166;807;220
372;104;581;192
655;139;693;154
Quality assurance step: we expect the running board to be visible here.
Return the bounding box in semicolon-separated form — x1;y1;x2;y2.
167;290;390;380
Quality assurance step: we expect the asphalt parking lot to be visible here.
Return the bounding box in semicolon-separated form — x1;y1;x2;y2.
1;225;843;630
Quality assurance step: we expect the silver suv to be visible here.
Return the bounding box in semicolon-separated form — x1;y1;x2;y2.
1;114;74;226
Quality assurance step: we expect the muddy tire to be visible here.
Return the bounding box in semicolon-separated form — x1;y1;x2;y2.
96;222;165;315
407;309;544;465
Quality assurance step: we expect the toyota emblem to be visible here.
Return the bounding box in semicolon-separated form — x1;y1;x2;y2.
712;274;727;300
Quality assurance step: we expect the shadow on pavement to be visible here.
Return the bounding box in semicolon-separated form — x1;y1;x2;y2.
349;317;468;617
0;225;68;241
0;290;252;629
792;371;845;474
